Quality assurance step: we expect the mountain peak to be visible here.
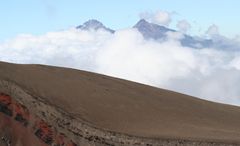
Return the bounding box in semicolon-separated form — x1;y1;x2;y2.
83;19;104;28
134;19;175;40
133;19;212;48
134;19;169;28
135;19;149;26
76;19;114;33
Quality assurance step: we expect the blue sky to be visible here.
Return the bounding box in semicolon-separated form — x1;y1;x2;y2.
0;0;239;40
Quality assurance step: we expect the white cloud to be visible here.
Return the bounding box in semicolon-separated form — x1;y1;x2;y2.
206;24;219;36
177;20;191;33
1;28;240;106
230;55;240;70
140;10;172;26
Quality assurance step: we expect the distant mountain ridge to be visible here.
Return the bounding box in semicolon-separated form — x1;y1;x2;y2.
76;19;214;48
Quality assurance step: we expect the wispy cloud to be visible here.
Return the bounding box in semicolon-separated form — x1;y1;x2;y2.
41;0;57;19
140;10;172;26
177;20;191;33
206;24;219;37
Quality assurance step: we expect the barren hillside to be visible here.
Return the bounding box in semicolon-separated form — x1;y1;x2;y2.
0;61;240;146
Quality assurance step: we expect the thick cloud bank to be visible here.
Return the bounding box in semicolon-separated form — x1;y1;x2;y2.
1;28;240;105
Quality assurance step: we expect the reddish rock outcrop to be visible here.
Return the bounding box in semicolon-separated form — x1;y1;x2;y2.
0;93;78;146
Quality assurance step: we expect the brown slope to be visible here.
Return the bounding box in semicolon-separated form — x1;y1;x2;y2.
0;61;240;144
